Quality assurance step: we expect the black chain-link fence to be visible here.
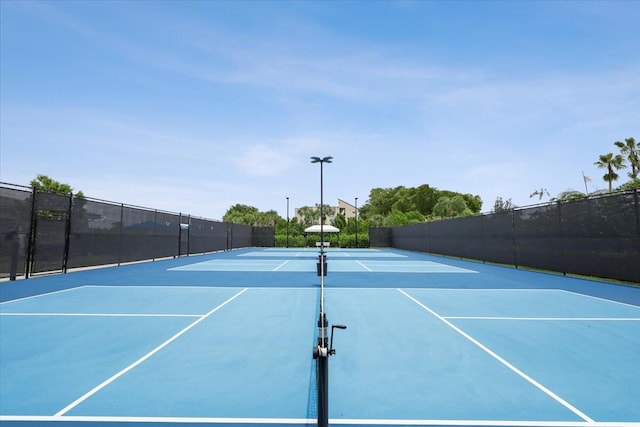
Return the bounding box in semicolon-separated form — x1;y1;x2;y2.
371;190;639;283
0;183;274;280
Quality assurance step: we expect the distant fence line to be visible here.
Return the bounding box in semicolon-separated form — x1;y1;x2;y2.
371;190;639;283
0;182;274;280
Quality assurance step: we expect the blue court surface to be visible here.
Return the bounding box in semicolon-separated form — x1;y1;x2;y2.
1;248;639;427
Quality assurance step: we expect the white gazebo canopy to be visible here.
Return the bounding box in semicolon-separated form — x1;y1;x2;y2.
304;224;340;233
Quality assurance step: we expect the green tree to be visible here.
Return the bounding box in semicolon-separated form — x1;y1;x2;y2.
368;214;387;228
274;216;288;234
30;174;84;197
366;187;399;217
391;187;413;213
29;174;85;221
332;213;347;230
223;204;259;225
456;193;482;213
493;197;516;213
594;153;626;192
432;195;471;218
405;210;426;223
413;184;439;216
529;188;550;201
614;137;639;179
317;204;334;225
618;178;640;191
386;210;409;226
361;184;481;222
551;190;586;202
296;206;319;227
257;210;279;227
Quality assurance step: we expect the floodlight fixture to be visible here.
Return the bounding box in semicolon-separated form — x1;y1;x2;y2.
311;156;333;164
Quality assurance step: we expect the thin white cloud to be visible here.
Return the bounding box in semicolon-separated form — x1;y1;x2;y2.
233;143;293;177
14;2;472;103
3;1;639;219
232;137;324;178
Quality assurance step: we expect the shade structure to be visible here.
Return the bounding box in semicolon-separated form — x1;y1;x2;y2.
304;224;340;233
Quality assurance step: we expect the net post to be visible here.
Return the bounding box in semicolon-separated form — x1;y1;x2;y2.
317;312;329;427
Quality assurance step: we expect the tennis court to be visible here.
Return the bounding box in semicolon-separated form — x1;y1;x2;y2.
1;248;639;426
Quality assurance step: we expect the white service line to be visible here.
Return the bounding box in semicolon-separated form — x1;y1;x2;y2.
54;287;249;417
334;419;640;426
558;289;640;310
443;316;640;321
356;260;373;271
0;415;313;424
0;285;88;305
397;289;595;423
273;260;290;271
0;312;201;318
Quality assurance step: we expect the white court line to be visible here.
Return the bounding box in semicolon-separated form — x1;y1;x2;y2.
1;415;638;426
356;260;373;271
559;289;640;310
0;415;311;424
0;312;201;318
83;285;248;290
273;260;290;271
168;262;278;271
335;420;640;426
394;288;560;292
397;289;595;423
0;285;89;305
356;261;432;266
444;316;640;321
54;288;249;417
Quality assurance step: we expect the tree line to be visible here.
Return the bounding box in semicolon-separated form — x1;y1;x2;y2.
596;137;639;192
495;137;639;212
29;135;638;244
223;203;367;248
222;185;482;247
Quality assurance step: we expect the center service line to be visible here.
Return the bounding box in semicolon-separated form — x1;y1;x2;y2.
397;289;595;423
54;288;249;417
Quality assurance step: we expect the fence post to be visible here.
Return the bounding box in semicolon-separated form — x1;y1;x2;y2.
9;232;19;281
634;190;640;246
62;192;73;273
153;210;158;261
25;187;38;279
187;215;191;255
557;201;566;276
178;213;182;257
118;204;124;266
511;209;518;269
480;214;485;263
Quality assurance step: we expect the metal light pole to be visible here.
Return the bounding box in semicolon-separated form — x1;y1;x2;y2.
311;156;332;268
286;197;290;248
355;197;358;248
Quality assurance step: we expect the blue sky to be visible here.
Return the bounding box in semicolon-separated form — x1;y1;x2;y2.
1;0;639;219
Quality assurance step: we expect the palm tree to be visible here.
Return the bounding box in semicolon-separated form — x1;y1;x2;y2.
529;188;550;201
594;153;626;192
614;137;639;179
432;195;469;218
296;206;318;227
